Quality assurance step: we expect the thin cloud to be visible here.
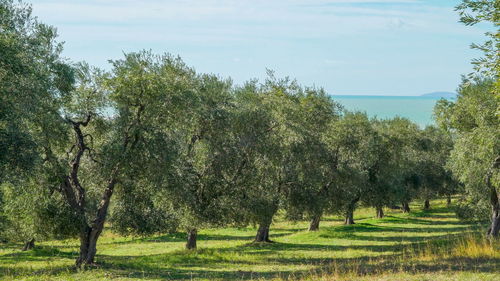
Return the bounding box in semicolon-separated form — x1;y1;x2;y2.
29;0;485;96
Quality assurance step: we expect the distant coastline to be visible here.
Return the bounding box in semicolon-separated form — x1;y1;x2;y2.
332;91;456;99
331;95;451;99
330;94;455;127
420;91;457;98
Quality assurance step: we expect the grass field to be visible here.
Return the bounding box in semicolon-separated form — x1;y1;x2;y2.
1;199;499;280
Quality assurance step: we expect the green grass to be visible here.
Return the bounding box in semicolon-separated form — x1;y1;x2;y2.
0;199;498;280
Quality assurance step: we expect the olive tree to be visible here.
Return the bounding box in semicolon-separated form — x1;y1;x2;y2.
433;0;499;237
435;79;499;236
281;90;342;231
25;51;199;267
415;126;455;210
229;73;316;242
154;74;241;250
0;0;74;246
362;118;410;218
0;0;73;182
110;63;253;250
322;112;377;225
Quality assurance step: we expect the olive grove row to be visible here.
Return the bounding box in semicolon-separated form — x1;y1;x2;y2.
0;0;498;268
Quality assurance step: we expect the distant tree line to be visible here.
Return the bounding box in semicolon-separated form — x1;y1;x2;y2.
0;0;498;268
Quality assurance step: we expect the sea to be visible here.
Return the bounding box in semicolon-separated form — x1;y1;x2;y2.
331;95;450;127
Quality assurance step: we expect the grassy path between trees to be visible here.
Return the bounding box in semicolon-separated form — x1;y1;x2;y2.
1;199;499;280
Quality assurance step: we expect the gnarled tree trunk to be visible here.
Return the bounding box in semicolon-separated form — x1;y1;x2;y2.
77;226;97;266
21;238;35;251
376;206;384;219
186;228;198;250
58;112;137;267
255;223;272;242
309;214;322;231
402;202;410;213
75;176;117;268
53;115;118;268
76;206;112;267
423;199;430;210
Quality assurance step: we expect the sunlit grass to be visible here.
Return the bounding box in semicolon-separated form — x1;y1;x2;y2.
0;199;497;280
293;233;500;281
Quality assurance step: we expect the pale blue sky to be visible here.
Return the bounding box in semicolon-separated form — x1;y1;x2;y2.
31;0;490;96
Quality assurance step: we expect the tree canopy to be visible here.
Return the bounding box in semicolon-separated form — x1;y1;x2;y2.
1;0;499;271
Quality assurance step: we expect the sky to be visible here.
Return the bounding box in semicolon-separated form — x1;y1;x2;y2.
30;0;491;96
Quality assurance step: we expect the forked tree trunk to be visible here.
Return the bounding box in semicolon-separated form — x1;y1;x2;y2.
77;226;98;266
402;202;410;213
486;156;500;238
76;210;110;267
376;207;384;219
75;178;116;268
344;210;355;225
255;224;272;242
309;214;322;231
60;115;132;268
423;199;430;210
186;228;198;250
21;238;35;251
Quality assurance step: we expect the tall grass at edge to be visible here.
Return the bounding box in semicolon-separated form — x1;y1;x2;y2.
280;233;499;281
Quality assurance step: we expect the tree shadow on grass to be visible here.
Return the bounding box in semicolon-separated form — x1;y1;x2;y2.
104;233;186;245
0;247;78;278
31;249;500;280
0;264;78;279
97;261;311;280
377;215;451;225
0;246;76;263
105;229;295;246
345;231;478;243
408;207;458;219
316;217;344;222
214;240;404;256
268;226;307;232
312;255;500;278
2;236;498;280
197;232;291;241
93;250;398;280
318;221;479;238
1;204;495;280
0;243;24;251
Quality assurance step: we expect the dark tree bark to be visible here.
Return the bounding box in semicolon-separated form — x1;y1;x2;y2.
186;228;197;250
344;197;359;225
446;195;452;206
344;210;355;225
21;238;35;251
77;226;93;266
253;204;277;243
376;207;384;219
423;199;430;210
486;156;500;238
76;176;117;267
488;204;500;237
402;202;410;213
254;224;272;242
309;214;321;231
54;115;126;268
